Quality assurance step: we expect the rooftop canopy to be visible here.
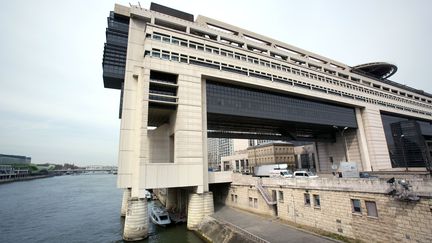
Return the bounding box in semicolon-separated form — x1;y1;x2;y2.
352;62;398;80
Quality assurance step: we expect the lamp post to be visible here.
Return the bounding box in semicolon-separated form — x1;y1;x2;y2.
333;126;349;162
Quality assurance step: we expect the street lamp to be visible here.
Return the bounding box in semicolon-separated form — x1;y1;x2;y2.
333;126;349;162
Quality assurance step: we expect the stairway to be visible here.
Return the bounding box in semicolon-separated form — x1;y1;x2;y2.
256;180;277;205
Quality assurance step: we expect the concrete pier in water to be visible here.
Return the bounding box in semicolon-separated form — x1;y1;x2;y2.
187;192;214;230
123;197;148;241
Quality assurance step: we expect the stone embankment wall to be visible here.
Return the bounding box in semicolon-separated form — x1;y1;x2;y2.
196;216;258;243
226;174;432;242
0;174;53;184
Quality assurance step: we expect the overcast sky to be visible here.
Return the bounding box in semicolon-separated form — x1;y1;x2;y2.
1;0;431;166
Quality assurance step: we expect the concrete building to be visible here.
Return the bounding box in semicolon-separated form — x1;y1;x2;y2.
247;142;295;170
0;154;31;165
220;150;248;173
102;3;432;240
248;139;273;147
207;138;248;170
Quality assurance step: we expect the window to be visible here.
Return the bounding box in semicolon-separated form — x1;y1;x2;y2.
278;191;284;203
254;198;258;208
304;193;311;206
351;199;361;213
249;197;253;207
313;195;320;207
234;195;238;203
231;194;234;202
366;201;378;217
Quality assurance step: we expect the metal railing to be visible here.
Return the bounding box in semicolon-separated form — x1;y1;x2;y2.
213;217;269;243
256;180;277;205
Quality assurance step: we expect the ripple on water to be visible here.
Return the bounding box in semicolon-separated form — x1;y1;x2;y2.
0;174;203;243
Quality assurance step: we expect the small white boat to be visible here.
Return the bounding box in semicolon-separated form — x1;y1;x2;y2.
150;206;171;226
144;190;152;200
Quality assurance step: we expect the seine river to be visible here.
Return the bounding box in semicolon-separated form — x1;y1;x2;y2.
0;174;203;243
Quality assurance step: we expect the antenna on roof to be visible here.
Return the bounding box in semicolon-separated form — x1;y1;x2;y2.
138;1;142;9
129;2;132;7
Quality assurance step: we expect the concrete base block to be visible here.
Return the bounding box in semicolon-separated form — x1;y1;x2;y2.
203;191;214;217
187;192;214;230
123;197;148;241
121;188;131;217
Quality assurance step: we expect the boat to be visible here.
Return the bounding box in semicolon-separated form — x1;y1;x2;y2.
144;190;152;200
150;206;171;226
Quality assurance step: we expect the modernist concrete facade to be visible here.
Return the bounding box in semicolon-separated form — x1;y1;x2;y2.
102;3;432;240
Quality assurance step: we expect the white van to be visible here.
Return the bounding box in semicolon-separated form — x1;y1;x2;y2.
293;170;318;178
269;169;293;178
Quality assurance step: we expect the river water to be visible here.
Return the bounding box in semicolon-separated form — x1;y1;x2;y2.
0;174;203;243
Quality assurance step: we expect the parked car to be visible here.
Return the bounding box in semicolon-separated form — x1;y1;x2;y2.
269;169;293;178
293;170;318;178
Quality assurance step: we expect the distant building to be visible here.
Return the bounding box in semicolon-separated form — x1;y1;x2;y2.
207;138;248;170
247;142;295;170
220;150;249;173
248;139;273;147
0;154;31;165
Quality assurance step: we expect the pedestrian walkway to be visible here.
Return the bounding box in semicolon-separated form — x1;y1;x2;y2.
212;206;337;243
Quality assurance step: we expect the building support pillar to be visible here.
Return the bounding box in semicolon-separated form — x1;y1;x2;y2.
187;192;214;230
355;108;372;171
121;188;131;217
123;197;148;241
166;188;178;211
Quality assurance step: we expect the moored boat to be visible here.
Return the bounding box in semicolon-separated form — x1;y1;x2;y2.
150;206;171;226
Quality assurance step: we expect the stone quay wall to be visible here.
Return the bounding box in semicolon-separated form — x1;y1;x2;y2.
225;174;432;242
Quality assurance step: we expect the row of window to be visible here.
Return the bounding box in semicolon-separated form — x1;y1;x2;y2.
147;48;432;118
231;193;260;209
250;156;294;164
233;190;378;219
351;199;378;217
148;32;432;109
230;194;238;203
303;193;321;207
248;197;259;208
294;192;378;217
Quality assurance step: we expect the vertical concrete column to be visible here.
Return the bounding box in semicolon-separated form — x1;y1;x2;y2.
360;107;391;170
355;108;372;171
187;193;204;230
121;188;131;217
123;197;148;241
316;142;330;172
201;79;209;193
166;188;178;211
313;142;320;172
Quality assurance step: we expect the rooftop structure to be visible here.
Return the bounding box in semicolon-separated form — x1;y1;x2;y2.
352;62;398;80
